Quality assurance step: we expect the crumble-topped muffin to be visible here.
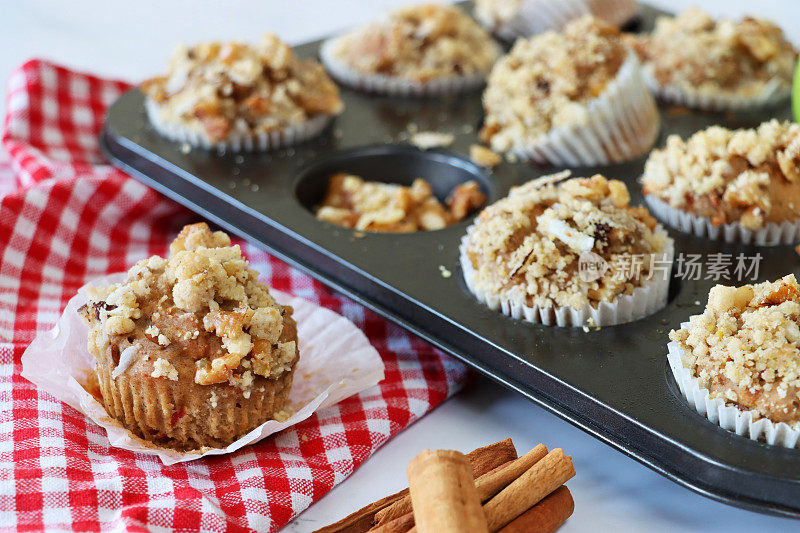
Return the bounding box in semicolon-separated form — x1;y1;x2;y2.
316;173;486;232
463;173;669;314
670;275;800;426
641;120;800;231
320;4;501;95
627;7;796;108
475;0;638;40
79;223;299;450
480;16;658;165
142;34;343;150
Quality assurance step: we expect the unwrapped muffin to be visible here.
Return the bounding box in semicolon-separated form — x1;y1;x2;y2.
480;16;659;166
668;275;800;447
460;172;673;326
641;120;800;245
627;7;796;111
319;4;501;96
475;0;638;41
79;223;299;450
142;34;343;151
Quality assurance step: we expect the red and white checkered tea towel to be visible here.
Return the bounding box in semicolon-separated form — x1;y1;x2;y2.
0;60;469;532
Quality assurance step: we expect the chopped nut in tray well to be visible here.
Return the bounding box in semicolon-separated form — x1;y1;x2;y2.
315;173;486;232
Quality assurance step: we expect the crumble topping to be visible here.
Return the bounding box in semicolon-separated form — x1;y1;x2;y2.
151;358;179;381
470;144;502;168
480;16;627;153
141;34;343;143
627;7;796;98
474;0;526;30
410;131;455;150
466;173;667;310
641;120;800;229
81;223;298;390
328;4;500;82
315;173;486;232
670;275;800;425
475;0;636;32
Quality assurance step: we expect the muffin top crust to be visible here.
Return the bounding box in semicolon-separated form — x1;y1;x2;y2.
81;223;298;396
327;4;500;82
641;120;800;229
670;275;800;426
465;172;668;310
141;34;343;143
480;16;628;153
627;7;796;98
316;173;486;232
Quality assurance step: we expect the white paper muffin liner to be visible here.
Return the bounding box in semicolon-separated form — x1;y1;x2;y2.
480;0;638;41
644;194;800;246
459;223;674;327
20;273;385;464
319;37;500;97
641;69;791;112
504;52;660;167
667;324;800;448
144;98;334;152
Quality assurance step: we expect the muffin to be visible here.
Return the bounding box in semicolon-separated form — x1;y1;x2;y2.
641;120;800;245
479;16;659;166
460;172;673;326
141;34;343;151
319;4;502;96
79;223;299;450
475;0;638;41
315;173;486;232
627;8;796;111
668;275;800;448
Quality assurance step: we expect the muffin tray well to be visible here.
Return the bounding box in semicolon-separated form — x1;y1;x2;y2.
101;3;800;517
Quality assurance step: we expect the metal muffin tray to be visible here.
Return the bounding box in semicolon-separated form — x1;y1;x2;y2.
101;3;800;517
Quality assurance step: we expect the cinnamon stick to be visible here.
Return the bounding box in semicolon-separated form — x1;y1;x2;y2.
314;439;517;533
368;512;415;533
375;444;547;527
406;450;488;533
313;490;408;533
483;449;576;532
498;486;574;533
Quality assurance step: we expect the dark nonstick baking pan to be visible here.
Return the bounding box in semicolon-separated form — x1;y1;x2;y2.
101;2;800;518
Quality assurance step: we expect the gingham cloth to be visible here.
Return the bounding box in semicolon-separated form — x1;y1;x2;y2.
0;60;469;532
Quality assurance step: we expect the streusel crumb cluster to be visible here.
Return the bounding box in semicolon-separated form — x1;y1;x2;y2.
473;0;525;29
142;34;343;142
641;120;800;229
84;223;296;394
480;16;627;153
670;275;800;425
628;7;796;98
328;4;499;81
466;173;667;310
316;173;486;232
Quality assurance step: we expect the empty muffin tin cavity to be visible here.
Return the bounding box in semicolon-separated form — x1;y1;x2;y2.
294;145;492;228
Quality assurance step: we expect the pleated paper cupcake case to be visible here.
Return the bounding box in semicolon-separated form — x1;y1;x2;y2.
667;330;800;448
507;52;660;167
459;223;675;327
145;98;334;152
319;37;500;97
644;194;800;246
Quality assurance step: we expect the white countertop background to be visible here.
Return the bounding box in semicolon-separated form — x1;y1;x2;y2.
2;1;799;531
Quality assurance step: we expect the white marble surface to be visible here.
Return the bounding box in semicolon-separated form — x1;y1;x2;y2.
1;1;799;531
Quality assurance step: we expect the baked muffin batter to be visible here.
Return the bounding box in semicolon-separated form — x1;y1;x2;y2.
80;223;298;450
671;275;800;426
641;120;800;229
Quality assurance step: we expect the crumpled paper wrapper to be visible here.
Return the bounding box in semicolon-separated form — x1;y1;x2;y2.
21;273;385;464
